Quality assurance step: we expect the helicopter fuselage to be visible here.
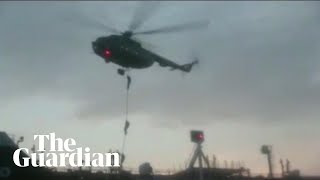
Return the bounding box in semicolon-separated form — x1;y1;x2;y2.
92;34;198;73
92;35;158;69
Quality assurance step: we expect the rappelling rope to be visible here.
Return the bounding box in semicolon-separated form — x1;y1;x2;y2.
120;69;131;167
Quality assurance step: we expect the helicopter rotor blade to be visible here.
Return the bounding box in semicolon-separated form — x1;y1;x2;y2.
128;1;162;32
131;36;158;51
65;10;121;34
133;20;210;36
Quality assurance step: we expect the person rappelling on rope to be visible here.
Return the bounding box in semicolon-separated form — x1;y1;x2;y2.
124;120;130;135
120;74;131;169
121;117;130;167
126;75;131;90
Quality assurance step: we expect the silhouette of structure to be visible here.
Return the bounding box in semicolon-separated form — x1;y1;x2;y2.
188;130;209;180
212;155;217;168
1;131;318;180
280;159;285;177
16;136;24;146
286;159;291;175
261;145;273;178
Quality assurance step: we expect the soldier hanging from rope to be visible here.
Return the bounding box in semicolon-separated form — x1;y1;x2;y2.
122;120;129;164
126;75;131;91
120;74;131;169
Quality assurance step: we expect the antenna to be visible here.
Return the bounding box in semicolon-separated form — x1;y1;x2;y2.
212;155;217;168
280;159;285;177
286;159;291;174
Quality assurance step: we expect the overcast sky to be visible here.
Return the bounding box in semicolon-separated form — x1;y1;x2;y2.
1;1;320;176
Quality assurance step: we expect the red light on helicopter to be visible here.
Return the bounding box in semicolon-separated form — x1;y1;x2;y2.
104;49;112;58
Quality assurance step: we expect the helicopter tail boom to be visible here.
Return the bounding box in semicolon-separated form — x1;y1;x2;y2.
180;60;199;72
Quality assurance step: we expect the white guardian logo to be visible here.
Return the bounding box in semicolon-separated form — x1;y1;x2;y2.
13;133;120;168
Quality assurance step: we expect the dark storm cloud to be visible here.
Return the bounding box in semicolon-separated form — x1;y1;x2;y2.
1;2;320;125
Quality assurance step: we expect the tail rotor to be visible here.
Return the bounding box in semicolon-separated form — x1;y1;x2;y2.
181;51;200;73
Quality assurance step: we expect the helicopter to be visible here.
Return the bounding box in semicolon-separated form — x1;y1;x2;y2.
87;3;210;75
